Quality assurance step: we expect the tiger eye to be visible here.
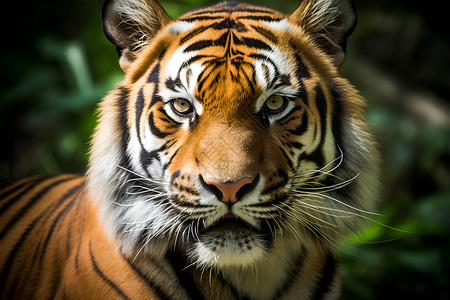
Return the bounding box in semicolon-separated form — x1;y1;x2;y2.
265;95;285;112
171;99;192;115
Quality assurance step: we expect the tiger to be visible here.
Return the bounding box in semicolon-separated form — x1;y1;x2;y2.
0;0;380;299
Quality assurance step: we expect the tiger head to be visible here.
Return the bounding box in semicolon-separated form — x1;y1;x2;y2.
88;0;380;270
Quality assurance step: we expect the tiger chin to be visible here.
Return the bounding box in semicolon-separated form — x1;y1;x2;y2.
0;0;380;299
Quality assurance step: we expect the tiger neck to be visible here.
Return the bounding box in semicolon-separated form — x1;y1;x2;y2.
161;237;337;300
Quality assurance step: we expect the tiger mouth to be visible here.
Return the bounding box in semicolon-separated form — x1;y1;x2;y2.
195;215;274;253
223;213;238;220
202;214;262;235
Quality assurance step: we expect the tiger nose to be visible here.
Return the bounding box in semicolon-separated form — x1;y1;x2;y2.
202;176;257;204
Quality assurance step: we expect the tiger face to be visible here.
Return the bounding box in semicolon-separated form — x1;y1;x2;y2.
89;0;379;271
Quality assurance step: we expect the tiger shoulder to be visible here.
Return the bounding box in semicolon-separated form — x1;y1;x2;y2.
0;0;380;299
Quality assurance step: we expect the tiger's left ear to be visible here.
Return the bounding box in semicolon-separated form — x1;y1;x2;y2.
289;0;356;68
102;0;172;72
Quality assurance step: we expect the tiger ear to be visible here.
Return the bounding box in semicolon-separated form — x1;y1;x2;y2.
102;0;172;71
289;0;356;67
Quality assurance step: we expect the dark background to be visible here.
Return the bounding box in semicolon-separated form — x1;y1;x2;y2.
1;0;449;298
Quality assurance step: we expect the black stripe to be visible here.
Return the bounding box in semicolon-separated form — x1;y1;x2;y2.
62;284;68;300
184;39;215;52
166;251;206;300
89;241;130;300
74;231;82;275
0;177;44;215
236;16;283;22
176;184;200;196
149;112;169;139
183;54;210;66
314;85;328;160
215;274;243;299
197;63;222;93
287;112;308;136
189;7;278;16
273;74;291;89
261;178;289;195
212;17;246;31
37;183;83;270
298;85;328;168
251;25;278;43
288;141;304;150
170;170;181;184
240;66;255;94
180;16;224;22
310;253;337;300
117;87;131;168
330;82;344;151
135;88;145;139
0;213;44;297
276;106;302;126
249;53;280;78
0;175;49;202
148;63;163;106
73;187;85;276
240;37;271;50
293;52;311;79
164;148;180;174
157;107;178;127
165;76;183;92
139;143;170;178
216;31;230;47
147;61;160;84
279;146;294;169
9;181;83;298
296;82;309;106
140;149;161;170
261;169;289;195
184;31;229;53
12;237;42;299
0;176;77;240
180;26;209;44
274;246;308;298
122;256;172;300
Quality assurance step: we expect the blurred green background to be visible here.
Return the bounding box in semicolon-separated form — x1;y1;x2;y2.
0;0;449;298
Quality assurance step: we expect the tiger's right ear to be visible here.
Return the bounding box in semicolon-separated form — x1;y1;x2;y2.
102;0;172;72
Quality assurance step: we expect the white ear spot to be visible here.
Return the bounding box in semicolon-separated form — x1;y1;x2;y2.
263;18;295;32
167;20;197;34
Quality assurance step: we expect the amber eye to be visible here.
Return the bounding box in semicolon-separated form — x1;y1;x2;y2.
171;98;193;115
265;95;286;112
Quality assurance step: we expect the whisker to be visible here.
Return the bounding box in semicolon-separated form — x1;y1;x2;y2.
113;194;169;207
293;199;359;219
296;147;345;181
116;164;169;186
293;190;380;216
296;173;359;193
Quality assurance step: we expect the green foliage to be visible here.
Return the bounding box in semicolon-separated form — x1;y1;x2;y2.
1;0;448;298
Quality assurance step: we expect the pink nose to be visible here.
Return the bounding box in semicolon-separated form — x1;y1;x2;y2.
205;177;253;203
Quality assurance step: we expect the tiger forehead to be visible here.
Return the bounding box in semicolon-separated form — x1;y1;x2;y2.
178;2;285;22
164;3;289;110
177;3;283;52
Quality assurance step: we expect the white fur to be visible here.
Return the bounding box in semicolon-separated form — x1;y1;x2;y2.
167;20;196;34
263;18;296;32
109;0;167;50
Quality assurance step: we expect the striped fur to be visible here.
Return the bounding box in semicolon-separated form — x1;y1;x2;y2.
0;0;380;299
